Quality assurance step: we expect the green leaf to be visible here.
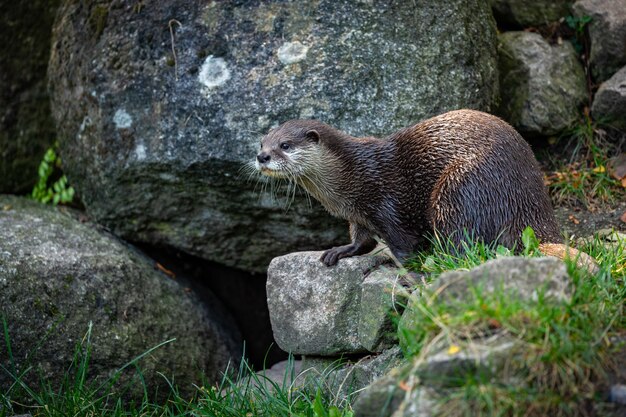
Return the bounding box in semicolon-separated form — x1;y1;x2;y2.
313;389;328;417
496;245;511;256
44;148;56;162
52;194;61;205
328;407;342;417
521;226;539;255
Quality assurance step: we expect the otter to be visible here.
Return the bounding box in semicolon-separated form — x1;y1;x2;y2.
255;109;596;271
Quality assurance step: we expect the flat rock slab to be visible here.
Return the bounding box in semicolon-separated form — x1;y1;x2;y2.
0;195;240;398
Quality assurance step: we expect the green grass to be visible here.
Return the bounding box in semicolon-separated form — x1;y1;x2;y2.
398;230;626;417
545;115;624;209
1;323;354;417
404;227;542;276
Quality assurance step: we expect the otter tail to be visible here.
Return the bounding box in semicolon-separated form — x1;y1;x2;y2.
538;243;599;274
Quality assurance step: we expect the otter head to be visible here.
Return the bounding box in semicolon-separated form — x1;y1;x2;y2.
256;120;321;179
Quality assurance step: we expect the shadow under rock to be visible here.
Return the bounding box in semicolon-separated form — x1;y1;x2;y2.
135;244;288;370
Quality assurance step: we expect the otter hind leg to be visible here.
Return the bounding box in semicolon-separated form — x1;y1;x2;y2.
320;223;377;266
428;157;518;248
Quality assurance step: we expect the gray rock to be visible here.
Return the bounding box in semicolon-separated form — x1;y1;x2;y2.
491;0;571;27
573;0;626;82
0;0;59;193
498;31;587;136
591;65;626;128
429;256;571;303
47;0;499;272
410;335;516;387
359;267;406;352
266;250;401;355
302;346;404;402
398;257;573;374
353;366;440;417
0;195;240;399
249;359;304;393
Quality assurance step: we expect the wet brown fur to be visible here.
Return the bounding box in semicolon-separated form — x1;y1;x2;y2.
257;109;595;270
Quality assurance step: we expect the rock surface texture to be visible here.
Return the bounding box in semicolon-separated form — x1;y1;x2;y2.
591;65;626;129
497;31;587;137
0;0;59;193
0;195;240;397
266;250;402;356
573;0;626;82
47;0;499;272
490;0;571;27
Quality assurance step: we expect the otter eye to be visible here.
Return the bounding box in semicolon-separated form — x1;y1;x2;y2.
280;142;291;150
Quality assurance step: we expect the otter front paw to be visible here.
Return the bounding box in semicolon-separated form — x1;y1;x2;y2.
320;244;357;266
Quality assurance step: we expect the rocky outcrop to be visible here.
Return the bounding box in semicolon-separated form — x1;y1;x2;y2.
0;0;59;193
573;0;626;82
591;65;626;129
491;0;571;28
47;0;499;272
266;250;403;356
0;195;240;398
498;31;587;137
354;257;572;417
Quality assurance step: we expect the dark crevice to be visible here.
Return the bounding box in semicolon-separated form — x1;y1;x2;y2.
135;243;288;370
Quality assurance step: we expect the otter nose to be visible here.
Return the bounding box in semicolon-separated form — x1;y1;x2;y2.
257;152;271;164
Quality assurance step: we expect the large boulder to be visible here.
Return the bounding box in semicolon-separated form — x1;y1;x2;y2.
497;31;587;137
591;65;626;129
47;0;499;272
573;0;626;83
0;0;59;193
0;195;240;398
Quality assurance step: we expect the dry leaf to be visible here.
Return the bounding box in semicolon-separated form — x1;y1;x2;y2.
621;211;626;224
568;214;580;225
488;318;502;329
156;262;176;278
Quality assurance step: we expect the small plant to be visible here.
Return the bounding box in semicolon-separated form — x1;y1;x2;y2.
31;143;75;205
565;15;592;55
545;115;624;209
565;15;591;34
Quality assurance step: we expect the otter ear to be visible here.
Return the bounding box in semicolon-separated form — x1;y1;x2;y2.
305;129;319;143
